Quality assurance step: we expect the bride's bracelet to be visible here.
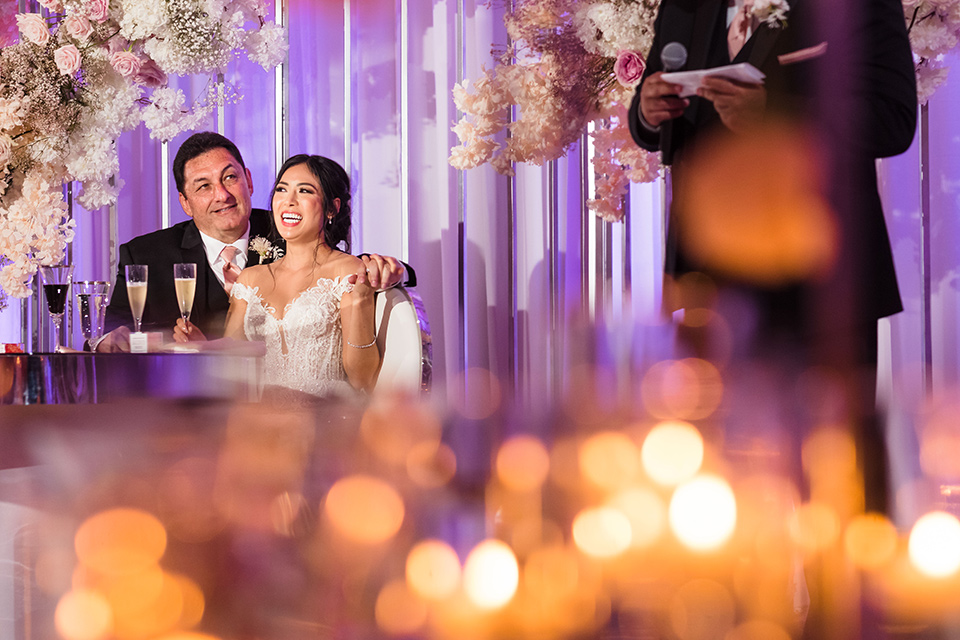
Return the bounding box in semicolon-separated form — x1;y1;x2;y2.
345;336;377;349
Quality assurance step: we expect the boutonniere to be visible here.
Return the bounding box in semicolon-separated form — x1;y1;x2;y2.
250;236;284;264
751;0;789;29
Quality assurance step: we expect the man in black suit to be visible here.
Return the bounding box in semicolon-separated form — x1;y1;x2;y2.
629;0;916;506
97;132;412;350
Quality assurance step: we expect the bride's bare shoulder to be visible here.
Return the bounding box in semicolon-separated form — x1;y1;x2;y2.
329;251;363;276
238;263;274;286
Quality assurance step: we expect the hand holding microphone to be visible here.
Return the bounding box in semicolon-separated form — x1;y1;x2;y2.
639;42;690;127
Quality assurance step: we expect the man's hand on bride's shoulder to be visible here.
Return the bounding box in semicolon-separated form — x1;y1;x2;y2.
173;318;208;343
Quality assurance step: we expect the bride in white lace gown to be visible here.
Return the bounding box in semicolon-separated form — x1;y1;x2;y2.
180;155;380;398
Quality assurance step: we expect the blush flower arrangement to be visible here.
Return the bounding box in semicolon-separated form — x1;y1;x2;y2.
0;0;287;304
904;0;960;102
449;0;662;223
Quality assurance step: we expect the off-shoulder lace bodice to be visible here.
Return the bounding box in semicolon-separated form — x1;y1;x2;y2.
231;278;355;398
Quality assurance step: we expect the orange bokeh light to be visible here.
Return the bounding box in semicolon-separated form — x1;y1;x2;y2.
572;506;633;558
641;420;704;486
669;474;737;552
789;501;840;554
496;435;551;492
55;588;113;640
407;442;457;488
406;539;462;600
579;432;640;490
607;487;666;548
375;579;428;635
844;513;898;571
909;511;960;578
463;539;519;609
324;475;405;545
75;509;167;576
361;398;442;465
641;359;723;420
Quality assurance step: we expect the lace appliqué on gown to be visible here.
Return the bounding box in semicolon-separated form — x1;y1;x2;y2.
232;278;355;398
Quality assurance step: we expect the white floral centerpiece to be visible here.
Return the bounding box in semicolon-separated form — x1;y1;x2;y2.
0;0;287;305
449;0;662;223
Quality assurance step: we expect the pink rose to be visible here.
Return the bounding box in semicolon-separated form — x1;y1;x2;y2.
133;58;167;89
110;51;142;78
36;0;64;11
54;44;82;75
106;35;130;54
614;50;646;88
84;0;109;23
63;15;94;41
16;14;50;46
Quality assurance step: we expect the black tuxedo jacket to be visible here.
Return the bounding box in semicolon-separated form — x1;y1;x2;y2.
104;208;419;338
104;209;275;338
629;0;917;325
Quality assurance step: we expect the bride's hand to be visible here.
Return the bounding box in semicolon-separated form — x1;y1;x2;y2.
345;273;376;300
173;318;208;342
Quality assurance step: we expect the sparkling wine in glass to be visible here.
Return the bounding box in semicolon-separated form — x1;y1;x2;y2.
173;263;196;323
75;281;111;345
39;265;74;352
125;264;148;333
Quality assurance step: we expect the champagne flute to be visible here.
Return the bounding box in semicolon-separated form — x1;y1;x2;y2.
173;263;196;324
75;281;111;345
125;264;148;333
39;265;74;352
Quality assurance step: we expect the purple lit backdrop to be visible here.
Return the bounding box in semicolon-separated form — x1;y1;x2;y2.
0;1;953;517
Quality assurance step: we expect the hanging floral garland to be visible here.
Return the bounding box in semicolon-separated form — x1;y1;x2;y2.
0;0;287;304
451;0;959;224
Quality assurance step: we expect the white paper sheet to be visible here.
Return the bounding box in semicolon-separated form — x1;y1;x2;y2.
661;63;766;97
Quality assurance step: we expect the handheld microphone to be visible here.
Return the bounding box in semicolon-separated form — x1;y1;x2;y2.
661;42;688;71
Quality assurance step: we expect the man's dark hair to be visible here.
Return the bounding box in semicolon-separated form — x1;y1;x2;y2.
173;132;246;195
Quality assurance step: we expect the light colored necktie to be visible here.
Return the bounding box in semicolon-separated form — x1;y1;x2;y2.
728;0;754;59
220;245;242;294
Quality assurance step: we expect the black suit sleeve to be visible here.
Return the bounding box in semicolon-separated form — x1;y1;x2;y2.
629;3;668;152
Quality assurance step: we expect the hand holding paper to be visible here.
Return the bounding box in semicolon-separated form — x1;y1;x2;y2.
661;62;766;98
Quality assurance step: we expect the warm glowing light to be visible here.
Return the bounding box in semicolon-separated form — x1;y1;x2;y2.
669;579;735;640
75;509;167;575
463;539;519;609
270;491;307;537
608;487;666;547
572;506;633;558
641;420;704;486
523;546;581;601
361;399;442;465
406;442;457;487
154;634;221;640
375;579;428;635
324;475;405;544
789;501;840;554
496;435;551;492
909;511;960;578
641;359;723;420
55;588;113;640
406;540;461;600
844;513;898;570
802;428;857;479
920;426;960;478
726;620;791;640
669;474;737;551
110;570;184;639
579;431;640;490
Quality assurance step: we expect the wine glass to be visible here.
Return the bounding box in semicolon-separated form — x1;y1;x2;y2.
173;263;197;323
39;265;74;352
125;264;148;333
74;281;111;346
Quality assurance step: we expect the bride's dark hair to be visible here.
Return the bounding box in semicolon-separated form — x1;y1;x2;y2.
270;154;353;253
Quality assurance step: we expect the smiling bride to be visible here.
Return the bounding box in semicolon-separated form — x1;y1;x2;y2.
174;154;380;398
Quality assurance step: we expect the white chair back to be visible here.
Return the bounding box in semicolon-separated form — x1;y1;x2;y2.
373;287;432;394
